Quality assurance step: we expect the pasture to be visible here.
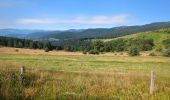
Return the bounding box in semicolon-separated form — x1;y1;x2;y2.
0;47;170;99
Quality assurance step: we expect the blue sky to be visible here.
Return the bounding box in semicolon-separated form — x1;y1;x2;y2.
0;0;170;30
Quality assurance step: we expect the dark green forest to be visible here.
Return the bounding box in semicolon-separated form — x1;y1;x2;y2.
0;36;55;52
1;36;170;56
61;38;155;55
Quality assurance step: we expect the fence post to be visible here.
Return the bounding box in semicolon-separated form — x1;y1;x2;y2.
150;71;156;94
20;66;25;84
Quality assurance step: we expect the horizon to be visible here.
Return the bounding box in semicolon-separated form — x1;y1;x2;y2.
0;21;169;31
0;0;170;30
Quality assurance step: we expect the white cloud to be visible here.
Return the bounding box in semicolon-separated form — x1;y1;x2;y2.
16;14;130;25
17;18;54;24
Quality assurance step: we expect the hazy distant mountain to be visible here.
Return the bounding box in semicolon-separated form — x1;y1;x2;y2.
25;30;85;39
25;31;61;39
1;22;170;40
0;29;45;38
42;22;170;40
0;28;84;40
66;29;85;32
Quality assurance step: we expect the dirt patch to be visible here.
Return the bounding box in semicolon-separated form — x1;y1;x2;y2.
0;47;83;55
0;47;150;56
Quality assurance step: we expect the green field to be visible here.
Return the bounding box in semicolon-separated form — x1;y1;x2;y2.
0;53;170;99
0;53;170;73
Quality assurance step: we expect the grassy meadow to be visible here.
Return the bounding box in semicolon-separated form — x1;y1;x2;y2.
0;48;170;99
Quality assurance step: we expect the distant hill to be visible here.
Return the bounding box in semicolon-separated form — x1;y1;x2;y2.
25;31;61;39
0;29;81;39
0;29;45;39
1;22;170;41
42;22;170;40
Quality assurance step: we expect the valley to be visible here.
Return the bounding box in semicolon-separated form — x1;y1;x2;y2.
0;22;170;100
1;0;170;99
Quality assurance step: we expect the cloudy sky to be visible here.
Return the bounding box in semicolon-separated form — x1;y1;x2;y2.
0;0;170;30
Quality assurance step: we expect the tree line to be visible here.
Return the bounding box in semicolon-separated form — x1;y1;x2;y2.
0;36;170;56
62;38;154;55
62;38;170;56
0;36;55;52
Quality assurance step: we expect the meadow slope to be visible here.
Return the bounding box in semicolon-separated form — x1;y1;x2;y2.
103;28;170;50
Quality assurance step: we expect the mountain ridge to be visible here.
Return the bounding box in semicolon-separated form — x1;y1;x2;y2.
1;21;170;40
41;22;170;40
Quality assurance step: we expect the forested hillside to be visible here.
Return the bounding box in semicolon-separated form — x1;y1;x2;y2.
59;28;170;56
42;22;170;40
110;28;170;49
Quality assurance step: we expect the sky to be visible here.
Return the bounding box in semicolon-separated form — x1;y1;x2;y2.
0;0;170;30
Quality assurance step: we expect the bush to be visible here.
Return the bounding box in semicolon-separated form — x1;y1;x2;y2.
56;46;62;50
156;46;162;52
44;47;50;52
149;52;156;56
82;50;87;54
93;40;105;52
120;52;123;55
127;39;154;51
162;39;170;49
88;50;99;55
128;46;140;56
15;49;19;52
101;52;105;54
162;48;170;57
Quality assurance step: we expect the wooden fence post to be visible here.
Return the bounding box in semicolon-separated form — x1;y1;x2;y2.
20;66;25;75
150;71;156;94
20;66;25;84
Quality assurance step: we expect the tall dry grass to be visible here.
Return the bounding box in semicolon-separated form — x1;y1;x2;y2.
0;66;170;100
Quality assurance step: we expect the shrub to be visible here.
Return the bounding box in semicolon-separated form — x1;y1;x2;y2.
101;52;104;54
128;46;140;56
162;39;170;49
93;40;105;52
88;50;99;55
44;47;50;52
82;50;87;54
156;46;162;52
162;48;170;57
15;49;19;52
56;46;62;50
149;52;156;56
120;52;123;55
127;38;154;51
